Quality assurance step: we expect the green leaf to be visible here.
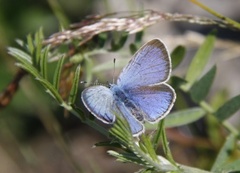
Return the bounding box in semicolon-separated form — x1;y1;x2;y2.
214;95;240;121
15;63;40;80
36;77;63;104
68;65;81;104
129;43;138;55
8;47;32;64
84;55;93;84
110;32;128;51
160;120;175;165
53;56;65;90
134;31;144;43
33;29;43;69
211;134;236;172
96;33;107;48
40;46;50;79
171;45;186;69
107;150;146;165
219;159;240;172
190;65;216;103
15;39;25;47
180;165;212;173
140;135;158;161
151;120;164;150
164;107;206;128
170;76;187;89
27;34;34;55
129;31;144;54
182;30;216;91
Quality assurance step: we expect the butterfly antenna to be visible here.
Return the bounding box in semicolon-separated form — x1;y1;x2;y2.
113;58;116;84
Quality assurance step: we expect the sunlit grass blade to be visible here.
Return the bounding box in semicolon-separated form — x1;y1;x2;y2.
214;95;240;122
171;45;186;69
53;55;65;90
211;134;236;172
8;47;32;64
190;65;216;103
68;65;81;104
15;39;25;47
182;30;216;91
107;150;147;165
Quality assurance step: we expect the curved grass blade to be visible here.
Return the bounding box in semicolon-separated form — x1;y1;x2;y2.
53;55;65;90
8;47;32;64
68;65;81;104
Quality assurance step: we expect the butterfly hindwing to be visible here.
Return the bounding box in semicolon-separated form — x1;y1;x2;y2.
81;85;116;124
128;84;176;122
114;101;144;136
117;39;171;89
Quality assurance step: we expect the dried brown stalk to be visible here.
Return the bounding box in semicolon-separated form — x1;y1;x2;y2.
43;10;230;47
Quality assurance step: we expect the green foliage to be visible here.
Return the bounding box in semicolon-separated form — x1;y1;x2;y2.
164;107;206;128
7;17;240;173
171;45;186;69
214;95;240;122
182;30;216;91
190;65;216;103
211;134;239;172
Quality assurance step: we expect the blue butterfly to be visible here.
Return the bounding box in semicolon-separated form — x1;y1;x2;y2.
81;39;176;136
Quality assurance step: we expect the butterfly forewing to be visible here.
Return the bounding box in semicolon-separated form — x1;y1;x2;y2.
81;86;116;124
117;39;171;89
128;84;176;122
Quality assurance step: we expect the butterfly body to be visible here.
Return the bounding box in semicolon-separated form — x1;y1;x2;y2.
81;39;176;136
111;84;145;122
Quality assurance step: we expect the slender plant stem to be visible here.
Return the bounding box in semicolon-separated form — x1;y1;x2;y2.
47;0;69;28
160;120;176;166
199;101;238;135
189;0;240;30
